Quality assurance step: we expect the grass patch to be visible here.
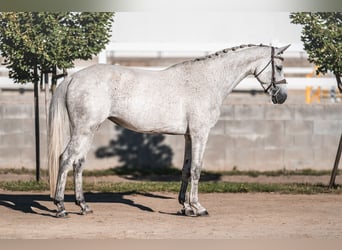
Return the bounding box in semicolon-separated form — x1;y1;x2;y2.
198;182;341;194
81;167;340;178
1;167;340;194
83;166;182;177
1;180;341;194
0;167;35;175
0;167;338;178
220;168;337;177
81;181;181;193
0;167;48;176
0;180;48;191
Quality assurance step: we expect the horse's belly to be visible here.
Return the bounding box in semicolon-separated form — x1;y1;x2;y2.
109;114;187;135
109;98;187;135
110;117;186;135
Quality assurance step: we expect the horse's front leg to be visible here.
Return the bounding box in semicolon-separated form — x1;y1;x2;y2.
185;132;209;216
178;134;191;205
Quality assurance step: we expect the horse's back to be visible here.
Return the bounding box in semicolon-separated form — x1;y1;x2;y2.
65;64;189;134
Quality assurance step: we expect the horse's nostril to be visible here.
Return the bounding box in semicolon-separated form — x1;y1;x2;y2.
272;92;287;104
278;92;287;104
272;95;278;104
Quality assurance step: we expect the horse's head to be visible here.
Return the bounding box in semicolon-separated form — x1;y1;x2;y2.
254;45;290;104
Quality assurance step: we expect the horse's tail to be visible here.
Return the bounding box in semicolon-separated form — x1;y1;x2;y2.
48;77;72;198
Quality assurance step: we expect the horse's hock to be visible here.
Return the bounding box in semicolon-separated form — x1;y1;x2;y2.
0;91;341;171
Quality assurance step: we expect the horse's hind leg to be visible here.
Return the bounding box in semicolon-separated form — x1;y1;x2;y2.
54;152;72;218
54;132;94;217
74;157;92;215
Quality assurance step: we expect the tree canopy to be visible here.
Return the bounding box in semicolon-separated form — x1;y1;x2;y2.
0;12;114;84
290;12;342;92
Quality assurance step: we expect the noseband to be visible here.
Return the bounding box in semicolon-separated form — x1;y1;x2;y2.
255;47;287;93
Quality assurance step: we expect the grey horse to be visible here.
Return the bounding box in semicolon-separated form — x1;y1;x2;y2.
48;44;290;218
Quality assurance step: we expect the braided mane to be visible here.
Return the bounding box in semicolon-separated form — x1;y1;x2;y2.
196;44;271;61
174;44;271;67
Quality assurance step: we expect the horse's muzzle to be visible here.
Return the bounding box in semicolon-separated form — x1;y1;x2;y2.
271;86;287;104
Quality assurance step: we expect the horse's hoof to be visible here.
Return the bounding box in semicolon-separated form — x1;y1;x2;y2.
188;202;208;217
56;210;69;218
181;208;196;217
80;207;93;215
197;210;209;216
80;203;93;215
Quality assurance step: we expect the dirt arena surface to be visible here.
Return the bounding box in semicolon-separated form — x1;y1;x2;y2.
0;190;341;239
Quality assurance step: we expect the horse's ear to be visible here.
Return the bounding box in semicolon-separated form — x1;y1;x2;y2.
276;44;291;55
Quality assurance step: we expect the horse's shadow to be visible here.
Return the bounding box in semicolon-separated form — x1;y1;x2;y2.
0;192;173;218
95;126;174;172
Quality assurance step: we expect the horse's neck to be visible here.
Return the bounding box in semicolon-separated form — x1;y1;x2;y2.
194;47;267;103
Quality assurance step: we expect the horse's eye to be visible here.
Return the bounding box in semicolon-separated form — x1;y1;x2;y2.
276;65;283;71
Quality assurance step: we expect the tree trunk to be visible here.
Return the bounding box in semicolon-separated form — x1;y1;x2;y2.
44;72;49;119
329;133;342;189
34;66;40;182
44;73;50;165
336;73;342;93
52;66;57;95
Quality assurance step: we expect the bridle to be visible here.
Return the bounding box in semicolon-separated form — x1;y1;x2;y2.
254;46;287;94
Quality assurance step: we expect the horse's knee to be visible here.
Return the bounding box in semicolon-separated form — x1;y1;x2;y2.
73;157;85;172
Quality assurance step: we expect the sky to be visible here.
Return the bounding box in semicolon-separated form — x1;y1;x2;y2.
111;12;303;50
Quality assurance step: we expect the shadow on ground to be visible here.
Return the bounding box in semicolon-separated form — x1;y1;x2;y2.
0;192;173;218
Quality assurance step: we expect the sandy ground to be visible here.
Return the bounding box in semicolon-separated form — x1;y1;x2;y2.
0;189;342;239
1;173;341;239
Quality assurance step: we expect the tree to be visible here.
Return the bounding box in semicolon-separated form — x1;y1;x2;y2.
0;12;114;180
290;12;342;188
290;12;342;92
0;12;114;85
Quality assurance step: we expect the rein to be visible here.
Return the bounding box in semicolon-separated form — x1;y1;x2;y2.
255;47;287;93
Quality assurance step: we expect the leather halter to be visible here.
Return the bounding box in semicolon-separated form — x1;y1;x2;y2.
255;47;287;93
